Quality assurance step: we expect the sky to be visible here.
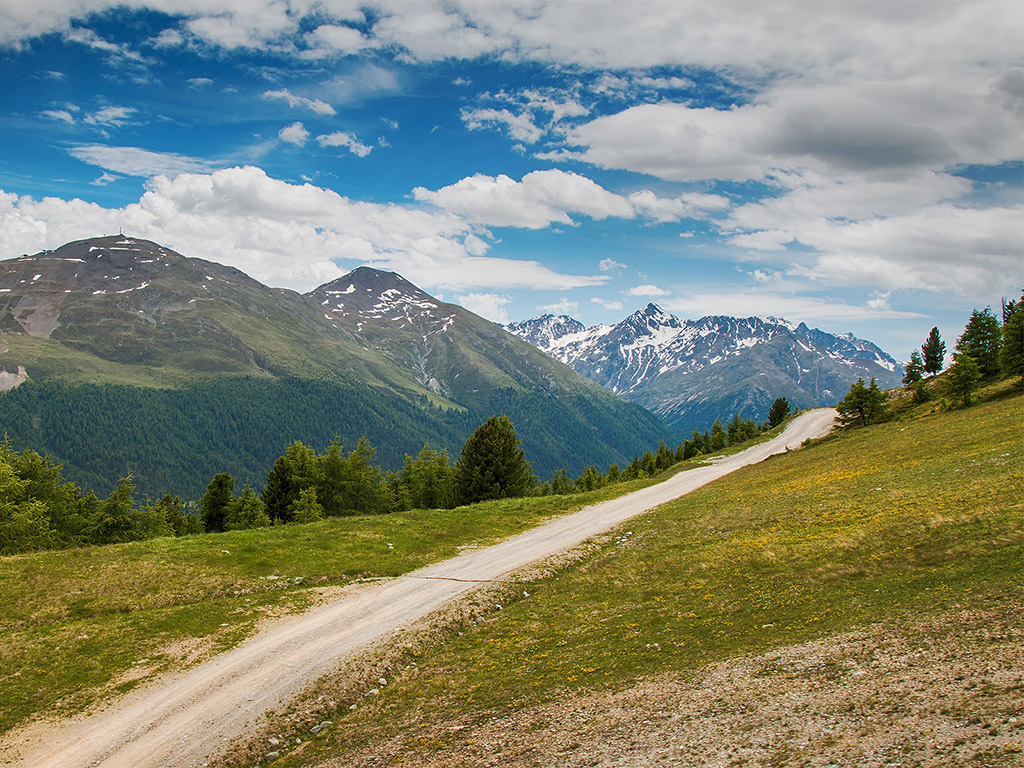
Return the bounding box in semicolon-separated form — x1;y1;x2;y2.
0;1;1021;360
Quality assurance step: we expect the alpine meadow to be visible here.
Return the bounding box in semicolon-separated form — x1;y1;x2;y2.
0;2;1021;767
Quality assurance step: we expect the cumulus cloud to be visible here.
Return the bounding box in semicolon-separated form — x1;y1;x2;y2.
278;121;310;146
455;292;511;323
592;297;624;311
413;170;635;229
262;89;336;116
316;131;373;157
462;107;543;144
0;166;606;294
599;258;625;271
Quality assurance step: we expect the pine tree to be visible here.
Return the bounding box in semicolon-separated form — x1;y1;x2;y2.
261;456;295;524
224;483;271;530
921;327;946;376
709;419;727;451
956;307;1002;377
947;353;981;406
453;415;534;505
902;351;925;386
200;472;234;533
767;397;791;428
288;486;324;524
1000;295;1024;378
836;377;888;428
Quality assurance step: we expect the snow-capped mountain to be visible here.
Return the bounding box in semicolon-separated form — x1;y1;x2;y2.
507;304;903;432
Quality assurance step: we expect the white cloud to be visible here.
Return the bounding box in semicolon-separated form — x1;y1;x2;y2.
90;172;120;186
68;145;218;177
41;109;74;124
455;293;511;323
626;284;670;297
540;298;579;316
262;89;336;116
592;297;624;311
599;258;625;271
187;76;213;88
303;23;378;57
462;107;543;144
628;189;732;223
83;106;137;128
0;166;606;295
316;131;373;157
278;121;310;146
414;169;635;229
664;291;925;324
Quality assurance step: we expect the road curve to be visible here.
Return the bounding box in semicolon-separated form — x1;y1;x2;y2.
6;408;836;768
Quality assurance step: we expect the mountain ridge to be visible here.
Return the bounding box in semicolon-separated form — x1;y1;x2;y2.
506;304;903;432
0;235;671;496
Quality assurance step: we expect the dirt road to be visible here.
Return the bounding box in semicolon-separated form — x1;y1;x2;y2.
6;409;836;768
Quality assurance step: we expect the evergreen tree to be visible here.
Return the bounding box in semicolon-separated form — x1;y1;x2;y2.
1000;295;1024;378
88;476;139;544
224;483;271;530
726;414;745;446
836;377;888;428
655;440;674;470
768;397;791;428
261;456;296;524
549;468;573;495
606;463;621;484
200;472;234;533
956;307;1002;377
453;415;534;505
287;486;324;524
398;444;454;510
709;419;727;451
947;353;981;406
921;327;946;376
902;351;925;386
639;451;657;477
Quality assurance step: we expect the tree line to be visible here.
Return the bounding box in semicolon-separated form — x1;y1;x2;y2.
1;395;795;555
836;296;1023;428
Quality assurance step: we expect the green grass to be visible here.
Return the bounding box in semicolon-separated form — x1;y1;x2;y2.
266;385;1022;766
0;478;662;735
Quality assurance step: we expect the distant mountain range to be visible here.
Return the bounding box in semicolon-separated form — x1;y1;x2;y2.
507;304;903;433
0;235;668;496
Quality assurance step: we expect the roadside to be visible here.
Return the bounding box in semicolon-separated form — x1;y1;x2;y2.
1;410;836;768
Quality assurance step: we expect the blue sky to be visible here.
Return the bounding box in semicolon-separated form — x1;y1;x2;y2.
0;1;1021;360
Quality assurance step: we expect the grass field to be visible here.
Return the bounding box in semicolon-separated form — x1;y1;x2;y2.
0;478;665;735
247;382;1022;767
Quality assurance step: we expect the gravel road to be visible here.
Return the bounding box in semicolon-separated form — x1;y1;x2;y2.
5;408;836;768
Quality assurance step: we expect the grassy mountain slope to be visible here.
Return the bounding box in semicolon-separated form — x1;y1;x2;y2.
0;381;1018;760
0;237;670;494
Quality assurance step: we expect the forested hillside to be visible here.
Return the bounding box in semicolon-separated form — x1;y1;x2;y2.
0;236;671;496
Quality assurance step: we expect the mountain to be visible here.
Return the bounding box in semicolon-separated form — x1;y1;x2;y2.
0;236;670;496
506;304;903;433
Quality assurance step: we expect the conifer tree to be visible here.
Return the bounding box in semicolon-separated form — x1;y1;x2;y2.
947;353;981;406
921;327;946;376
709;419;727;451
902;351;925;386
1000;295;1024;378
956;307;1002;377
453;415;533;505
768;397;791;428
288;486;324;524
200;472;234;533
836;377;888;428
224;483;271;530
